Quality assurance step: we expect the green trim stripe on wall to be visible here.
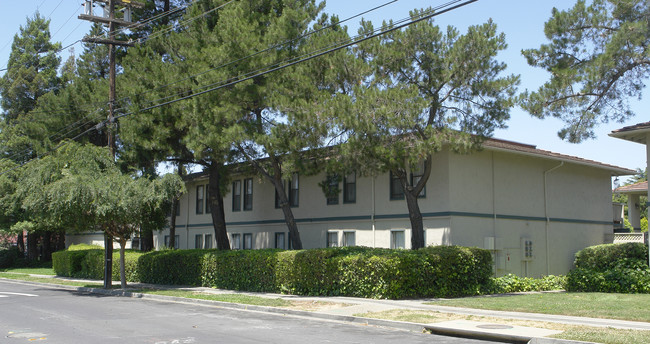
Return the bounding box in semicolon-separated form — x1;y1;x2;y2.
172;211;613;230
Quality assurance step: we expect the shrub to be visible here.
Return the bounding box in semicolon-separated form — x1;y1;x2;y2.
52;247;143;281
490;274;567;294
52;249;94;277
0;246;20;269
574;243;648;272
567;267;650;293
203;249;280;292
67;243;103;251
138;249;208;285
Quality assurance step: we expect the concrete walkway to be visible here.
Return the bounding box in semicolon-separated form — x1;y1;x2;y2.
10;274;650;344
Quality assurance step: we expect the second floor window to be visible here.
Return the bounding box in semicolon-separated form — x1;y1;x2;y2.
243;178;253;211
343;172;356;203
325;174;339;205
196;185;204;214
289;173;299;207
232;180;241;212
389;171;404;200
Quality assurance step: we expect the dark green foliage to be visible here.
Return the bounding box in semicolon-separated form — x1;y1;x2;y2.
488;274;567;294
52;245;493;298
574;243;648;272
52;249;93;277
0;246;20;268
203;249;281;292
52;248;143;281
567;243;650;293
138;249;208;286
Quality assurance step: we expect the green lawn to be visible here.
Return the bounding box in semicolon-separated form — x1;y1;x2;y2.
0;267;56;275
139;289;292;307
427;292;650;322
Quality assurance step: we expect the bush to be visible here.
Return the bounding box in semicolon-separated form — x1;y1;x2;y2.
574;243;648;272
567;267;650;293
566;243;650;293
0;246;20;269
138;249;208;285
203;249;281;292
489;274;567;294
67;244;103;251
52;247;143;281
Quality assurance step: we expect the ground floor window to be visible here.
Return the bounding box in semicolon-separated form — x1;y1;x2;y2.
275;232;285;249
164;235;179;249
327;231;338;247
194;234;203;249
205;234;213;249
231;233;241;250
391;230;405;249
243;233;253;250
343;231;355;247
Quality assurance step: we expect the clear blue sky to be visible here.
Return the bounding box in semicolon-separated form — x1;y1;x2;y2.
1;0;647;180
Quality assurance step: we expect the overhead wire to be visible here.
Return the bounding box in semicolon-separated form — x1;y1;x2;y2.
1;0;479;174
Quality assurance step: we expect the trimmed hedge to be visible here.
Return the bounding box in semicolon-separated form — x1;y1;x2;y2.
52;247;143;281
567;243;650;293
53;245;493;299
574;242;648;272
0;247;20;269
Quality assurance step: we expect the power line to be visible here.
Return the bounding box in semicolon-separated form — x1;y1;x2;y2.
116;0;479;120
1;0;479;174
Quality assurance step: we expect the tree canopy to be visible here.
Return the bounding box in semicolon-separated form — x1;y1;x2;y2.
522;0;650;142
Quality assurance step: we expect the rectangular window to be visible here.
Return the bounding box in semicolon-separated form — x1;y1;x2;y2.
391;230;406;249
243;233;253;250
411;162;426;198
195;234;203;249
327;231;338;247
231;233;241;250
288;231;293;250
326;174;339;205
275;232;285;249
232;180;241;212
343;231;355;247
343;172;356;203
389;171;404;200
243;178;253;211
196;185;204;214
205;186;212;214
205;234;212;249
289;173;299;207
164;235;180;249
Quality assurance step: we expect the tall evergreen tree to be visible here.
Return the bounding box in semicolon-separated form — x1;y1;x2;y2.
327;12;519;249
522;0;650;142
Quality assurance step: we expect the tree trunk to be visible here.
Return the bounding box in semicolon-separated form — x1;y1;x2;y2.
42;231;52;261
55;230;66;251
104;233;113;289
119;238;127;289
271;172;302;250
17;231;24;255
140;228;153;251
27;231;38;260
168;198;177;249
168;165;183;249
208;162;230;250
404;190;425;249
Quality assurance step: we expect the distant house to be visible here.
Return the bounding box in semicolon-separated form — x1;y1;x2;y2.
152;137;632;278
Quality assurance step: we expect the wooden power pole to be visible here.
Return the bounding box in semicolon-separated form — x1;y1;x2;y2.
78;0;143;289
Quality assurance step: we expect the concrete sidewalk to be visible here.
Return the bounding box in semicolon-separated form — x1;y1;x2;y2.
10;274;650;343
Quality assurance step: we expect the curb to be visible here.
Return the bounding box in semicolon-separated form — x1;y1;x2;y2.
1;278;597;344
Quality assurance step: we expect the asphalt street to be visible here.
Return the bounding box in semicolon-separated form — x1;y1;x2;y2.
0;279;498;344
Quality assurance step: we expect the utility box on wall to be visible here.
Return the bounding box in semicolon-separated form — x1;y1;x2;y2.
521;238;533;261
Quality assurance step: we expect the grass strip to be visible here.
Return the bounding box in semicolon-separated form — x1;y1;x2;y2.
138;289;293;307
426;292;650;322
358;309;650;344
0;272;101;288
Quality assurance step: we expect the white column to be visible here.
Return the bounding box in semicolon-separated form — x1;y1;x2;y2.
628;194;641;229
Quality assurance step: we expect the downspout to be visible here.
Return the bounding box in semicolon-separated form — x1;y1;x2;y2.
372;175;376;248
544;162;564;276
491;152;497;277
185;184;191;249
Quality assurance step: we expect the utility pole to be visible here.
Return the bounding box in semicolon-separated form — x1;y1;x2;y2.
79;0;142;289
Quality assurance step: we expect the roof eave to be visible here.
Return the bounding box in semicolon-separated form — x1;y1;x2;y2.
484;146;636;176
